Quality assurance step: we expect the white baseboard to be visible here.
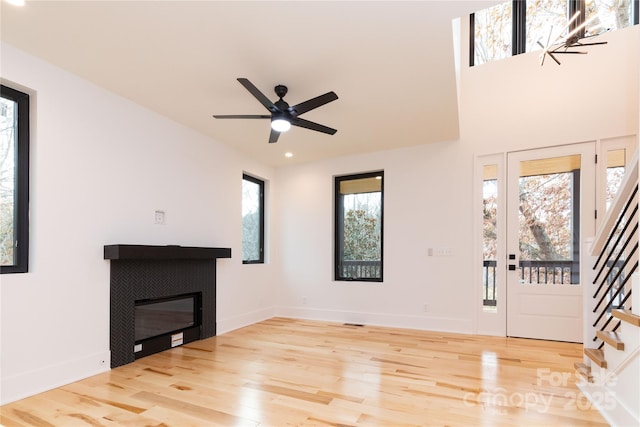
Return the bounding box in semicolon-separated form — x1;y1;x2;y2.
0;350;111;405
216;307;276;335
577;380;640;427
274;306;474;334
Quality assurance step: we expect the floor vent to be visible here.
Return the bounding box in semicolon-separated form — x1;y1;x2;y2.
343;323;365;327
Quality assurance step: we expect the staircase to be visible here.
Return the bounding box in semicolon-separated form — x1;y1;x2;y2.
577;153;639;427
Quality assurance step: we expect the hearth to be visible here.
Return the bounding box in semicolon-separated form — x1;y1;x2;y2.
104;244;231;368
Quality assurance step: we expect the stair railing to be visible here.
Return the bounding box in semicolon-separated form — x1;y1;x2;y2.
589;152;639;348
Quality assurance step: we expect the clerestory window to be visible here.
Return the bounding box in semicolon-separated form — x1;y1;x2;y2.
471;0;639;66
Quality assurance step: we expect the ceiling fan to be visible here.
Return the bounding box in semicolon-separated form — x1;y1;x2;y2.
213;78;338;143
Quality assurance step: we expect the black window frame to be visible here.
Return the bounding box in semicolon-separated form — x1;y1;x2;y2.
470;0;639;66
241;173;265;264
1;84;30;274
334;171;384;283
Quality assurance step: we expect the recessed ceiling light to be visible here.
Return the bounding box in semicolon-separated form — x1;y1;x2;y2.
285;152;293;158
5;0;26;6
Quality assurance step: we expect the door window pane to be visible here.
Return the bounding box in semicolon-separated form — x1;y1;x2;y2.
518;155;581;284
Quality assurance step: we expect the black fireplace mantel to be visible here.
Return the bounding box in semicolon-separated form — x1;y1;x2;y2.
104;244;231;261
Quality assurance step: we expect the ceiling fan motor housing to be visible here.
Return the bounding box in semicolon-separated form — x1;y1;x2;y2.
274;84;288;99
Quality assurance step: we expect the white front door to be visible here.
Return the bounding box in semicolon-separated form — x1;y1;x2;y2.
506;143;595;342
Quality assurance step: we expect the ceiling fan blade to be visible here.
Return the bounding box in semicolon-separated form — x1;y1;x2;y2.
290;117;337;135
268;128;280;144
289;91;338;116
237;78;278;112
213;114;270;119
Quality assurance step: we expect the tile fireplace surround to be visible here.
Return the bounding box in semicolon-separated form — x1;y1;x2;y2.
104;245;231;368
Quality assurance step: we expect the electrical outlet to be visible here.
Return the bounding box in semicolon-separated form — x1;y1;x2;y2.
154;210;166;225
302;296;307;305
431;247;452;257
423;304;428;312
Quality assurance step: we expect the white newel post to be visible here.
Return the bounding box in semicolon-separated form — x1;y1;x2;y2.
632;272;639;317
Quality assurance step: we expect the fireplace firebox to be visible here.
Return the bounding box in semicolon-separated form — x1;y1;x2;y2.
105;244;231;368
134;292;202;359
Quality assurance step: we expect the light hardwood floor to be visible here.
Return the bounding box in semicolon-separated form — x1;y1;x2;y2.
1;318;608;426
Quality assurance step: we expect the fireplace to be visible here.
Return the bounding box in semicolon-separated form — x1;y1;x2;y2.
105;244;231;368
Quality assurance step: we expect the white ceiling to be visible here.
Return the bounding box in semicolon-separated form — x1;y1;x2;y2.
1;0;499;167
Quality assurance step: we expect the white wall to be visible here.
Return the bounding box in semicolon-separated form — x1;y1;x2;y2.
275;142;476;332
0;43;278;404
274;24;639;333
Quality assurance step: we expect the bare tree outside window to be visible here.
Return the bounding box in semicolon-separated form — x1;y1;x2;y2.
586;0;634;31
518;172;574;262
526;0;568;53
474;1;512;65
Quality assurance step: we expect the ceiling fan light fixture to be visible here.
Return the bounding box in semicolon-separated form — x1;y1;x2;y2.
271;117;291;132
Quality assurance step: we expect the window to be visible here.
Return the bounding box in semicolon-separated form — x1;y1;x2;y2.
604;148;626;210
1;85;30;274
334;171;383;282
471;0;639;66
525;0;568;54
586;0;638;31
471;1;513;66
242;174;264;263
482;165;499;309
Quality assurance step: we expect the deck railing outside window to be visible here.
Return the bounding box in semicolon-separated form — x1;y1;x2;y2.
339;260;381;280
482;259;580;307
